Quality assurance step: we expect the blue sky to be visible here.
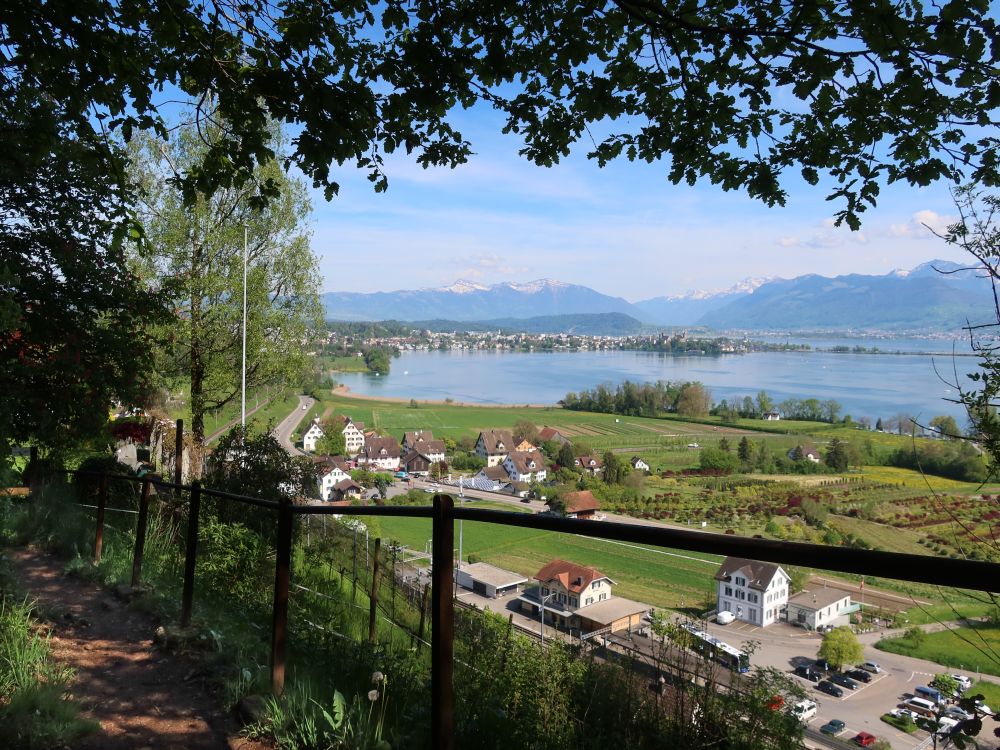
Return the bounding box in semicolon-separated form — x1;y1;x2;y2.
307;104;967;301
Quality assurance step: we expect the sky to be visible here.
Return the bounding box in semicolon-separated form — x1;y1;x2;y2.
306;105;968;302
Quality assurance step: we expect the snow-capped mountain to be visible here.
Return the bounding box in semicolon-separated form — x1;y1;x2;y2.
634;278;771;325
321;279;635;322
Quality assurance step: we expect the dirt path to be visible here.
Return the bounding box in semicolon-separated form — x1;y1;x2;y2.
8;547;266;750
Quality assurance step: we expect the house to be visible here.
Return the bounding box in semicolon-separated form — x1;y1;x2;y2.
785;589;856;631
359;436;401;471
714;556;790;627
455;562;527;597
762;411;781;421
302;419;325;452
315;456;352;501
476;465;511;484
475;429;514;466
574;455;603;475
411;438;446;464
517;559;647;635
513;438;538;453
330;478;365;502
337;416;366;455
539;427;571;446
559;490;601;520
402;430;435;453
630;456;650;472
503;450;547;483
401;449;432;477
787;444;822;463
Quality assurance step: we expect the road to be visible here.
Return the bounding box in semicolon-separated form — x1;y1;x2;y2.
272;394;314;456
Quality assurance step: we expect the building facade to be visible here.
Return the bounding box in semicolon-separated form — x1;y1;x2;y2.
715;557;790;627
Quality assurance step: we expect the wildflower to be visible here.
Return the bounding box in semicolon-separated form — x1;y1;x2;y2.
368;689;380;702
371;671;385;684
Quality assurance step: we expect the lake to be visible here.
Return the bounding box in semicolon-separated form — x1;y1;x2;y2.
334;343;983;423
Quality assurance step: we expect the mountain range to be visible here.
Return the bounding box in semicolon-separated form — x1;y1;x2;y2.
322;260;993;332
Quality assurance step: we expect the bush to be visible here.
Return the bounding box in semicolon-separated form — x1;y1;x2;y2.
196;519;272;610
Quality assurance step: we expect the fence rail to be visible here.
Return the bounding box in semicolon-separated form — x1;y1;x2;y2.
31;449;1000;750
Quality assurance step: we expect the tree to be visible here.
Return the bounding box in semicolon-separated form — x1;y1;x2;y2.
602;451;626;484
315;429;346;457
373;475;391;500
698;447;739;473
7;3;999;230
931;673;960;698
513;420;540;445
825;439;849;472
676;382;712;417
364;348;391;375
737;437;753;466
821;400;842;424
1;87;167;454
557;442;576;469
757;391;774;415
875;418;884;432
930;415;961;440
718;437;731;453
817;626;864;669
128;121;322;474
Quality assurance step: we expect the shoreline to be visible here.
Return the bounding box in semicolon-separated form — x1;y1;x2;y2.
331;384;553;409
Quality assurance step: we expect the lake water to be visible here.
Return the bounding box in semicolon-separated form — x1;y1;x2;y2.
334;342;983;423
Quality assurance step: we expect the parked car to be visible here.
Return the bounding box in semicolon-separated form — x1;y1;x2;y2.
814;658;833;672
943;706;974;721
845;669;872;683
860;661;881;673
794;665;821;683
820;719;846;736
817;681;844;698
852;731;877;747
829;673;858;690
952;674;973;692
889;708;918;722
716;611;735;625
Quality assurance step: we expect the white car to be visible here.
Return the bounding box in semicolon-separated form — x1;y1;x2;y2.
943;706;974;721
951;674;973;692
860;661;881;673
716;611;735;625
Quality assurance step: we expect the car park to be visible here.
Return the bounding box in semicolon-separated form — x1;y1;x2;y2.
852;732;877;747
820;719;846;735
829;673;858;690
817;681;844;698
845;669;872;683
860;661;881;673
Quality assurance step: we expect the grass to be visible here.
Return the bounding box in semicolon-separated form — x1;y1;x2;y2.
323;355;370;373
970;679;1000;708
875;624;1000;678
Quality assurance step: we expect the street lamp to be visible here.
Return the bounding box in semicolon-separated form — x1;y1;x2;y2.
539;591;558;647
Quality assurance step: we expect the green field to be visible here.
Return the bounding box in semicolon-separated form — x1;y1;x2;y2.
875;624;1000;677
323;355;369;372
374;498;721;610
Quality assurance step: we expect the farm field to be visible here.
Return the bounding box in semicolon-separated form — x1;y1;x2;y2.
876;624;1000;678
374;502;721;610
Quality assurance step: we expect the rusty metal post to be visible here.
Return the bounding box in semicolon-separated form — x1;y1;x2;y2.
180;481;201;627
94;473;108;563
431;494;455;750
416;582;430;651
131;476;153;587
174;418;183;486
368;538;382;644
270;497;293;697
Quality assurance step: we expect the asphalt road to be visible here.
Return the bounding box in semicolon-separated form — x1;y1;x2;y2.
272;394;313;456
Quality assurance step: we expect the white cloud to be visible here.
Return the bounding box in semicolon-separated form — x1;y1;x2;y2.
887;209;955;238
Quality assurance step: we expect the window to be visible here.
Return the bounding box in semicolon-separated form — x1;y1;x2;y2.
570;597;577;607
725;586;732;596
599;593;607;601
735;576;746;586
542;587;549;596
591;581;599;589
585;597;593;606
749;593;758;604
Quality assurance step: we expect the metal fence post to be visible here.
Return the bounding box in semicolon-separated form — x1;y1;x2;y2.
131;476;153;587
94;473;108;563
431;494;455;750
369;538;382;644
174;418;183;486
180;480;201;627
271;497;293;697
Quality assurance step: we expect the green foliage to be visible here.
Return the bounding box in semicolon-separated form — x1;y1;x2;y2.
315;429;346;457
698;447;738;473
931;673;960;696
887;440;987;483
450;453;485;471
128;120;322;452
676;383;712;417
824;438;849;472
904;626;927;647
818;626;864;668
363;349;391;375
196;519;272;610
602;451;627;484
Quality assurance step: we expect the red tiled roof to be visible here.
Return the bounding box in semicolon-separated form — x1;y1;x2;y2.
535;559;611;593
561;490;600;514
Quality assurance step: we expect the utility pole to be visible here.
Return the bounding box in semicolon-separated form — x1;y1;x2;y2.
241;224;248;426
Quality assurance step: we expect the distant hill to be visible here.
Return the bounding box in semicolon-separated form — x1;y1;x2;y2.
634;277;770;325
697;261;994;331
409;312;646;335
321;279;637;322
